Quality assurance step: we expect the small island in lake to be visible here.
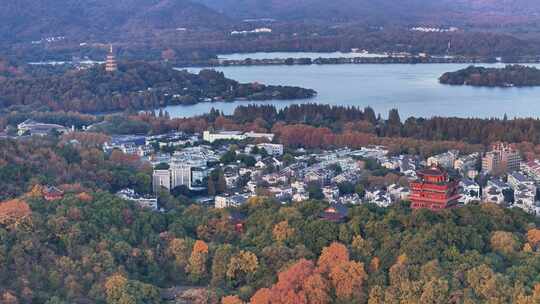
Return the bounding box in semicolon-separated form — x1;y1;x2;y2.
0;61;316;113
439;65;540;87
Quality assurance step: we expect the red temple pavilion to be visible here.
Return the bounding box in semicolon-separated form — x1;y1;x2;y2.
409;167;460;211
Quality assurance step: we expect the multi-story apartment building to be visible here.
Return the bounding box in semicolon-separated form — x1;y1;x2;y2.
482;143;521;174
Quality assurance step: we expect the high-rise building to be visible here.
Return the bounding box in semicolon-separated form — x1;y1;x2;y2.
482;143;521;174
105;44;117;72
170;163;192;189
409;167;460;210
152;170;170;193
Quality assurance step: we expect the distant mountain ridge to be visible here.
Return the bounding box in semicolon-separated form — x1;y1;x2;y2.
193;0;540;25
2;0;540;44
0;0;232;43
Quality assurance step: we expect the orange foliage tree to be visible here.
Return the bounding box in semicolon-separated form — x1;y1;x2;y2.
187;240;209;282
329;260;367;301
221;295;244;304
527;229;540;251
317;242;349;273
250;242;367;304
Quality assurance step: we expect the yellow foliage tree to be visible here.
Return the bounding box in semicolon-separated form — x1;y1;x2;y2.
186;240;209;281
226;250;259;282
167;238;190;269
491;231;520;255
389;255;410;287
104;274;129;304
527;229;540;251
272;220;295;243
352;235;373;259
367;286;385;304
28;184;44;198
329;260;367;302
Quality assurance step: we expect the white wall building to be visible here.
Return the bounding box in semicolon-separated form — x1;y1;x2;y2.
152;170;171;193
427;150;459;169
459;179;481;204
203;130;275;143
215;194;248;209
257;143;284;156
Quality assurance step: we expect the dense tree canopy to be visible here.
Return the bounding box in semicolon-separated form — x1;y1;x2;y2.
0;188;539;303
0;62;315;113
440;65;540;87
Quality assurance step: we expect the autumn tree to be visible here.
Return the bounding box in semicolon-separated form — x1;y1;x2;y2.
167;238;191;271
367;286;385;304
221;295;244;304
103;274;159;304
419;278;449;304
226;250;258;285
267;259;315;304
303;273;330;304
351;234;373;262
466;264;512;303
250;288;271;304
272;220;296;243
211;244;234;287
526;228;540;251
2;291;19;304
317;242;349;273
490;231;520;255
104;274;129;304
329;260;367;302
187;240;209;282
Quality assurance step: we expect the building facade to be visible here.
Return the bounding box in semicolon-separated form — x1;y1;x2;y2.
105;44;117;72
152;170;171;193
482;143;521;174
409;167;460;210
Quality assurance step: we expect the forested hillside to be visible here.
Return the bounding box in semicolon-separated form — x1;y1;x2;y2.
0;0;231;43
440;65;540;87
0;62;315;113
194;0;540;26
0;191;539;303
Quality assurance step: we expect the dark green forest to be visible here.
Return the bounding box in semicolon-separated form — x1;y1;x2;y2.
0;62;315;113
440;65;540;87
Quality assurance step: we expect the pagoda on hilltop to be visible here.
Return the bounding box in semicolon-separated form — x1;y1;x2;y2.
409;166;460;211
105;44;117;72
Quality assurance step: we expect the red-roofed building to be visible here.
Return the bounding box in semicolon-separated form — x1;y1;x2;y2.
409;167;460;211
43;186;64;201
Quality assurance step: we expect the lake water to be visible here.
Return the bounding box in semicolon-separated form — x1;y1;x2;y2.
165;62;540;119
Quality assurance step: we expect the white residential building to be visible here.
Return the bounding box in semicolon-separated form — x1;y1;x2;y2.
454;153;480;172
203;131;245;143
482;180;510;205
521;159;540;182
116;189;158;211
257;143;284;156
427;150;459;169
152;170;171;193
203;130;274;143
459;179;481;204
323;186;340;202
387;184;410;202
215;194;248;209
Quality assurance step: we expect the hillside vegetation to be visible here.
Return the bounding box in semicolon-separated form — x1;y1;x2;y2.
439;65;540;87
0;191;539;303
0;62;315;113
